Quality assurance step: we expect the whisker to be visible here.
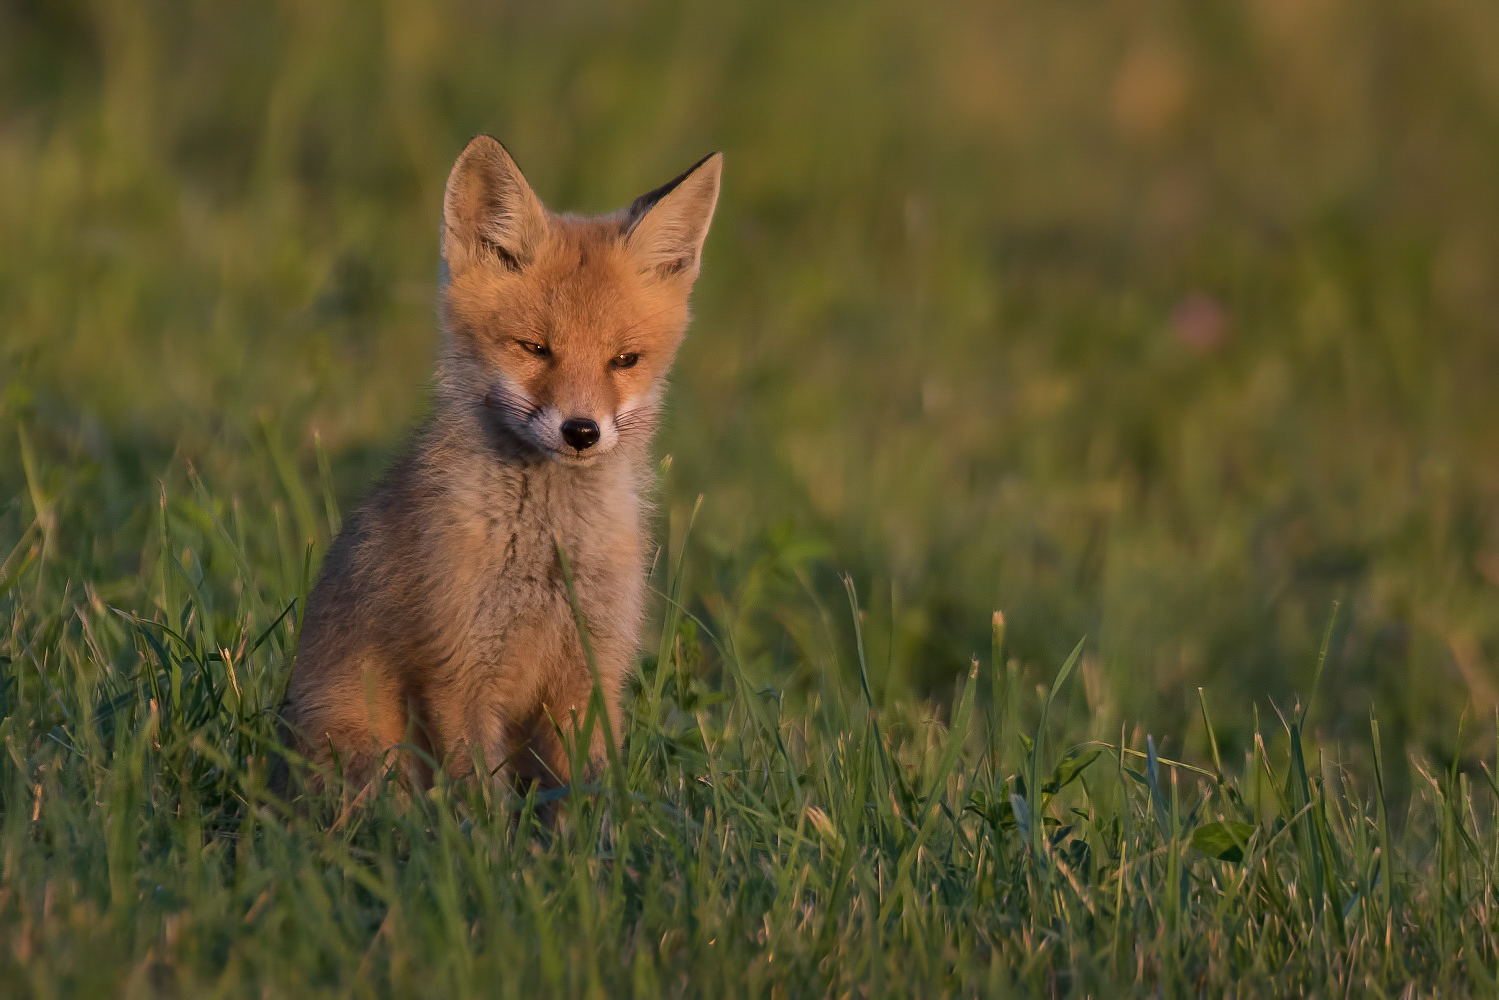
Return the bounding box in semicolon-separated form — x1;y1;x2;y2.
614;402;663;436
440;383;544;429
616;399;661;418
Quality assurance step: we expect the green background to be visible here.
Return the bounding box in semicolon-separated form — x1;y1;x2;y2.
5;0;1499;761
7;3;1499;995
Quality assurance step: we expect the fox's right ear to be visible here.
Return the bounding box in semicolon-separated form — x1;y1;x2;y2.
441;136;548;274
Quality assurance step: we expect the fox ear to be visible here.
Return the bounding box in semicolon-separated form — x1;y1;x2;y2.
624;152;722;283
442;135;548;273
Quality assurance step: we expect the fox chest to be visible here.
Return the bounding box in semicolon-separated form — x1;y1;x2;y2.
436;489;645;665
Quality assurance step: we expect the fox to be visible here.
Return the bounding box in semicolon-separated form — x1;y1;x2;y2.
278;135;721;802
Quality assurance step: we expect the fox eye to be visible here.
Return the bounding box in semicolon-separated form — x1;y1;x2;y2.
610;352;640;370
517;340;551;358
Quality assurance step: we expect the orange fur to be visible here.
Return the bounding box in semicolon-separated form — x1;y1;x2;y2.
278;136;720;804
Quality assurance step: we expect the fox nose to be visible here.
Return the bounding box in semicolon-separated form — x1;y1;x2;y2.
560;418;600;451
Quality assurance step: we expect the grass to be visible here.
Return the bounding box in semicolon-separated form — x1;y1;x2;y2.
3;467;1498;995
4;0;1499;993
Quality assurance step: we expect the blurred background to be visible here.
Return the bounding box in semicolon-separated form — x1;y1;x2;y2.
3;0;1498;762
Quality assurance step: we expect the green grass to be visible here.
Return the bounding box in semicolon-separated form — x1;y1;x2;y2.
3;468;1498;995
5;0;1499;993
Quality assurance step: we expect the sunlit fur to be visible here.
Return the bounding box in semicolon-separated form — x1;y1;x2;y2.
279;136;720;803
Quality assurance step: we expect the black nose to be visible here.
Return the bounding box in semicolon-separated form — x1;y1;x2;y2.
560;418;600;450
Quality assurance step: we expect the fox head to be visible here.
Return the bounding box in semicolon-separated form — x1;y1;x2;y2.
435;135;721;466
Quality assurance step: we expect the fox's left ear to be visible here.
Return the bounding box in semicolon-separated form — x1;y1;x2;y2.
624;152;722;284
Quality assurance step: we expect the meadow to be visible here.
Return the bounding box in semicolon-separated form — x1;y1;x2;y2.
3;0;1499;994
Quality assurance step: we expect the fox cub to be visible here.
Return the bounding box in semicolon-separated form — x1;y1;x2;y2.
280;136;721;797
